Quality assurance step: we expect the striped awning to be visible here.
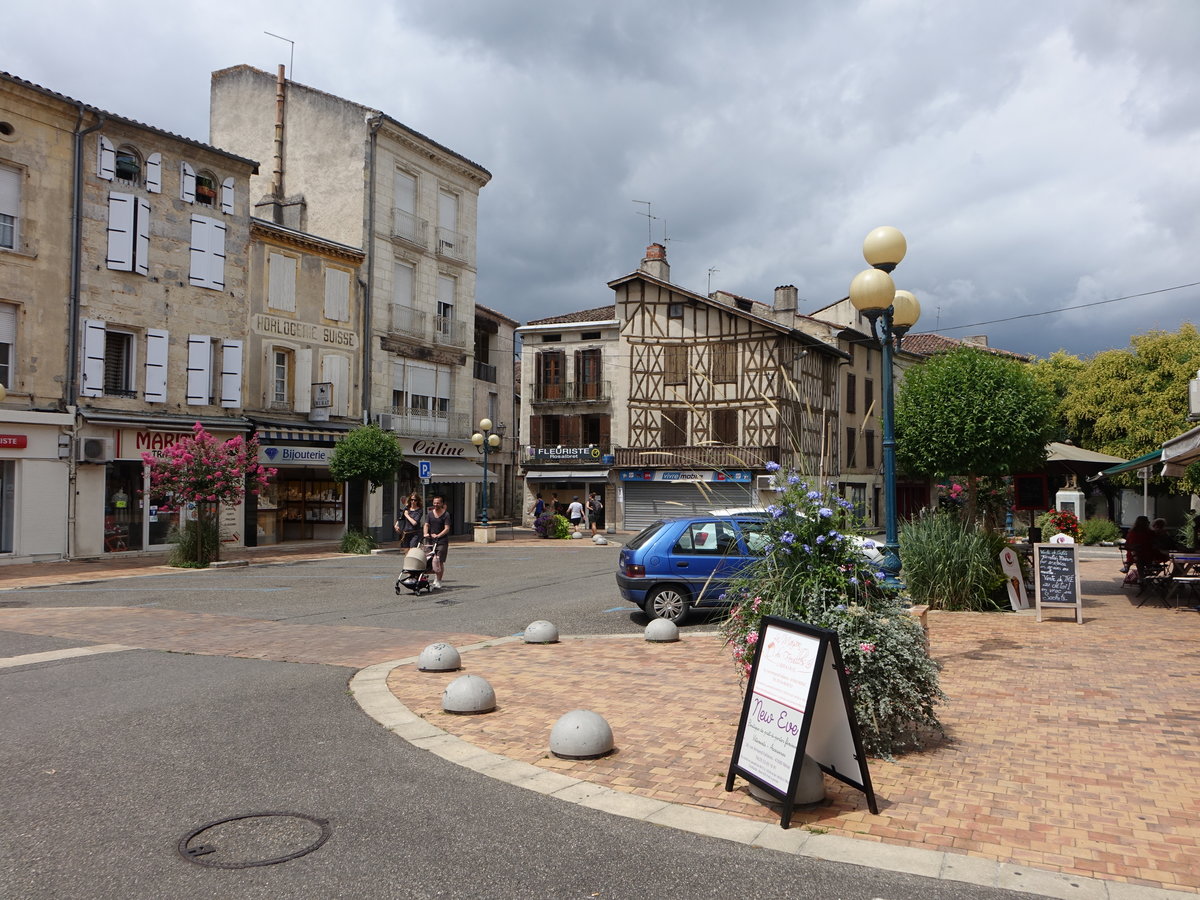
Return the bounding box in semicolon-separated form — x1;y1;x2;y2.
255;425;352;443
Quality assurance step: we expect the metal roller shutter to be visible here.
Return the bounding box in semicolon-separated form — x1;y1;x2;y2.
622;481;752;531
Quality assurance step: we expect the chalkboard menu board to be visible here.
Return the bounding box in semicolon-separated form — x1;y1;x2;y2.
1034;543;1082;623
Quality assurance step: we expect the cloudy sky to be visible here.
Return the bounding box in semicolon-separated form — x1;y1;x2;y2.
8;0;1199;358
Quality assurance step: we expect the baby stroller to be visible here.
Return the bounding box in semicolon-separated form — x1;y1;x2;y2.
395;542;433;596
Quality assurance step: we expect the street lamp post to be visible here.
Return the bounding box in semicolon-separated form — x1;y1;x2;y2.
470;418;502;528
848;226;921;580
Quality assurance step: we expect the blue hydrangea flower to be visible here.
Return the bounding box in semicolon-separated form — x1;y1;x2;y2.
780;531;795;545
767;504;785;519
806;490;821;501
765;461;781;472
816;535;826;545
862;539;876;549
818;507;833;518
876;571;887;579
838;498;854;510
802;544;812;553
787;475;801;485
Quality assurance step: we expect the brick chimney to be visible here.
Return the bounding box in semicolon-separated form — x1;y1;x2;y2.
773;284;798;314
639;243;670;281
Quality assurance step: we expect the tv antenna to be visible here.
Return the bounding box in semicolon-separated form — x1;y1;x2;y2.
632;200;657;244
707;267;720;293
264;31;295;79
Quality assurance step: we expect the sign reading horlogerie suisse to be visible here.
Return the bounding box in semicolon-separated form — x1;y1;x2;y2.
0;435;28;449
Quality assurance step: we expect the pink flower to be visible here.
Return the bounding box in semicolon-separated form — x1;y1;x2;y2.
747;632;759;645
859;642;876;653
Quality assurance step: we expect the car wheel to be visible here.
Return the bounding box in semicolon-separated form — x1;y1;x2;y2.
645;586;690;622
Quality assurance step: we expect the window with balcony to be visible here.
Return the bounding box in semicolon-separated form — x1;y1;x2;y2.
1;163;20;251
538;350;564;400
664;344;687;386
576;348;602;399
711;408;738;445
392;169;425;245
436;273;456;340
661;409;688;446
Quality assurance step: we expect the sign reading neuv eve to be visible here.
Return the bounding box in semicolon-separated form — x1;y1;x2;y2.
1034;542;1083;623
725;616;877;828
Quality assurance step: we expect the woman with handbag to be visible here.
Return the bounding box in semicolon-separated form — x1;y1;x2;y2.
423;495;451;590
394;493;423;548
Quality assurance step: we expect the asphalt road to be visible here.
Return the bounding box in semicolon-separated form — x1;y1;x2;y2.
0;546;1036;899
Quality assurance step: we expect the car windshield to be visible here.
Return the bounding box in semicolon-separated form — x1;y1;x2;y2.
626;520;666;551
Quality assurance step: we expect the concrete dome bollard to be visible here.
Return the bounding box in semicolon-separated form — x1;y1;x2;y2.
592;535;608;545
748;754;826;805
441;674;496;715
549;709;615;760
418;642;461;672
570;530;584;540
523;620;559;643
644;619;680;643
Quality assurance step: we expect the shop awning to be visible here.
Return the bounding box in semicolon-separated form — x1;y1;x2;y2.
426;457;492;482
1161;424;1200;476
255;424;353;443
1092;449;1163;479
525;470;610;480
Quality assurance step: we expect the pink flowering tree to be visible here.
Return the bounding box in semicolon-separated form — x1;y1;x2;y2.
141;423;276;566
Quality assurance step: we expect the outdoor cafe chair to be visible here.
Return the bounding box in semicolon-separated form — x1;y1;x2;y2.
1133;551;1173;607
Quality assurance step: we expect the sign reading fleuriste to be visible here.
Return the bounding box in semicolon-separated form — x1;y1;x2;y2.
726;616;877;828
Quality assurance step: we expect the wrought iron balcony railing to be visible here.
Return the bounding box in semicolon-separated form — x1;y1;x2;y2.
612;445;780;470
391;208;428;248
435;226;469;263
530;380;611;403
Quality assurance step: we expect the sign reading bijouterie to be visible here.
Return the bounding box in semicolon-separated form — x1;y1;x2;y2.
252;314;359;349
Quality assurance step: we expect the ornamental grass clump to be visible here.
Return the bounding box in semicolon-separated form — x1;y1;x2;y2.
898;510;1009;611
720;464;944;758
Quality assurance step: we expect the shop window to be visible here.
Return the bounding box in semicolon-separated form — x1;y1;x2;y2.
0;459;12;553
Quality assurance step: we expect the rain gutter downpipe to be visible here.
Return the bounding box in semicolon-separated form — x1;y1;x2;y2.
363;113;384;424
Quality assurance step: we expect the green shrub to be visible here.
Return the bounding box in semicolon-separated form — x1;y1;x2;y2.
340;528;377;554
721;468;944;758
168;518;219;568
1080;517;1121;545
549;514;572;539
899;511;1008;611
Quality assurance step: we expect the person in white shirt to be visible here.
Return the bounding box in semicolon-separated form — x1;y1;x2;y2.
567;497;585;530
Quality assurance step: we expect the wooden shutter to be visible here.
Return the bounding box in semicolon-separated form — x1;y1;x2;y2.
324;268;350;321
145;153;162;193
220;177;234;214
295;348;313;413
208;220;226;290
220;339;243;408
528;416;542;445
144;328;168;403
186;334;212;405
81;319;106;397
268;253;296;311
97;136;115;180
189;215;208;287
135;197;150;276
599;415;611;448
180;161;196;202
322;354;350;416
561;416;581;446
106;193;134;271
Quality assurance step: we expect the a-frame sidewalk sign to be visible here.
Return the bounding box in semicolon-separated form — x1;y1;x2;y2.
725;616;878;828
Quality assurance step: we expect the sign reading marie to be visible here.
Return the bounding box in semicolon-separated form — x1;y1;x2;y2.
258;445;333;466
252;314;358;349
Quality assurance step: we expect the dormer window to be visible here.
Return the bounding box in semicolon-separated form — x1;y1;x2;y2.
114;147;141;184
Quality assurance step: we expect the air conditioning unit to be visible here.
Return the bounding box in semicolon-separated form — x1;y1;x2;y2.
755;474;775;491
375;413;396;431
77;437;114;464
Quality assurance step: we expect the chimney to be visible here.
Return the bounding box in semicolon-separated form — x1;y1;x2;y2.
640;243;670;281
773;284;798;314
963;335;990;347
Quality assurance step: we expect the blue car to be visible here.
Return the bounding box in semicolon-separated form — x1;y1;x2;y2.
616;515;768;622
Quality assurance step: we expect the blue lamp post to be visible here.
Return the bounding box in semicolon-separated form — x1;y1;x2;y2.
848;226;921;580
470;418;502;527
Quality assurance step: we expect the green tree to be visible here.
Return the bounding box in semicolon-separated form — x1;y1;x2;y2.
328;424;405;492
1034;324;1200;493
895;347;1056;521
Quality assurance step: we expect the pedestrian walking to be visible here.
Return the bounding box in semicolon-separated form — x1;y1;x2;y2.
423;495;451;590
394;493;423;548
567;496;585;531
588;491;605;535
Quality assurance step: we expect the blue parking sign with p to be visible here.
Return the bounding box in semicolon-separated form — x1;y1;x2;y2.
418;460;432;479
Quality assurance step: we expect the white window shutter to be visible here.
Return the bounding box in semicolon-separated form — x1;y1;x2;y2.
106;193;134;271
97;136;115;180
295;348;313;413
81;318;106;397
220;339;243;408
186;334;212;405
180;162;196;203
322;354;350;416
145;152;162;193
209;220;226;290
134;197;151;276
189;215;209;288
324;268;350;322
220;177;235;214
144;328;169;403
268;253;297;311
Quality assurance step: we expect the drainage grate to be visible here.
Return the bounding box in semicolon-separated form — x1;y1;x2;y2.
178;812;332;869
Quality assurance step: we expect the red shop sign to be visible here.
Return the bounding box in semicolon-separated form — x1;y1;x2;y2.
0;434;28;449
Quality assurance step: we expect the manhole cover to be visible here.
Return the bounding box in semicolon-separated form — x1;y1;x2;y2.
178;812;331;869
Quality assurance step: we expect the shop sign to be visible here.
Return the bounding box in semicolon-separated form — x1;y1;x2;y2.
398;438;469;458
619;469;752;483
252;313;359;349
526;446;603;461
258;446;333;466
117;429;238;459
0;434;28;449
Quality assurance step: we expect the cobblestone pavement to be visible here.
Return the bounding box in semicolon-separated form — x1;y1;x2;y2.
2;548;1198;895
